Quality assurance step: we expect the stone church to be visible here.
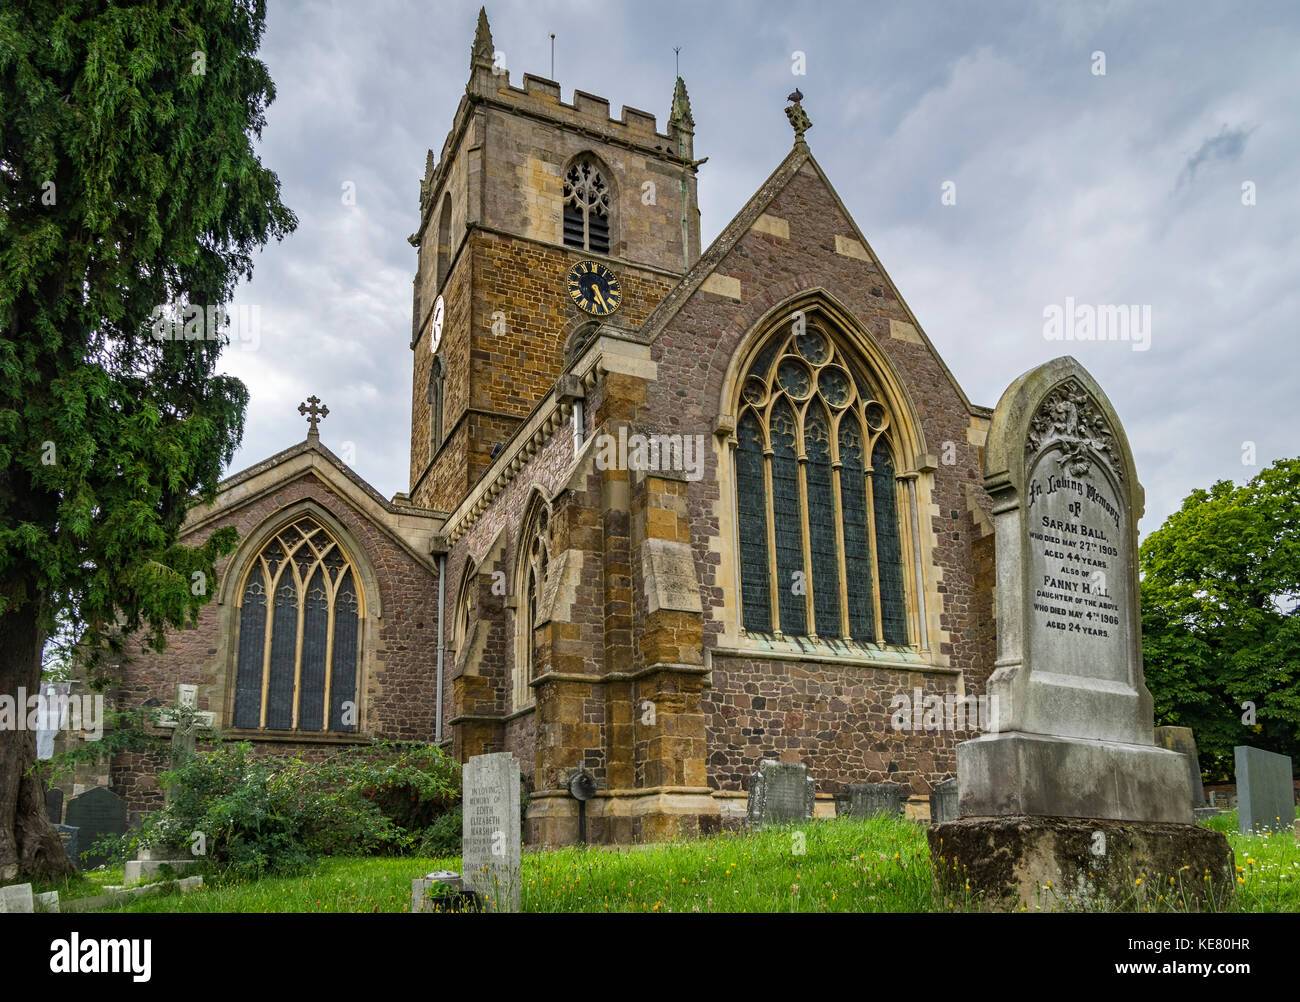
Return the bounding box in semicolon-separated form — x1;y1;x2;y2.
112;9;999;844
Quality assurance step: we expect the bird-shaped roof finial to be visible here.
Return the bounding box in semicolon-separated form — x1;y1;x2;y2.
785;90;811;147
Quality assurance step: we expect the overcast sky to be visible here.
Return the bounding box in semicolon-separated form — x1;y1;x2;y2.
219;0;1299;536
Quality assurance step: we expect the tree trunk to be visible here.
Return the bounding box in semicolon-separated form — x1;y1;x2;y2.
0;601;75;882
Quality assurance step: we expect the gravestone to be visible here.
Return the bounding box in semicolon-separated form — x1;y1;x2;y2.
834;782;903;819
64;787;127;870
929;778;959;825
1234;746;1294;835
0;883;34;913
44;786;64;824
54;825;79;867
1155;726;1206;809
461;752;521;913
929;357;1232;910
746;760;815;827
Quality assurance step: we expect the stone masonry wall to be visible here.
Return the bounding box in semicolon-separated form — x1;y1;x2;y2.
110;472;440;815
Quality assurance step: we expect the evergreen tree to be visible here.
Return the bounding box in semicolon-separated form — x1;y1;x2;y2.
0;0;295;880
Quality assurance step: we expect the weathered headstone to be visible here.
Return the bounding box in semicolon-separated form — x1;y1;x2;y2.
1234;745;1295;835
54;825;79;867
64;787;127;869
834;782;903;819
461;752;521;912
929;357;1233;910
44;786;64;824
929;778;959;825
0;883;34;913
746;760;815;827
1155;726;1206;809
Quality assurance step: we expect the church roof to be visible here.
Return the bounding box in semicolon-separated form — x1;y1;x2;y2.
637;129;985;416
183;435;444;569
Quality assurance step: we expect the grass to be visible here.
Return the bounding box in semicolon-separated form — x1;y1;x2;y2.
77;809;1300;913
1209;806;1300;913
30;864;124;901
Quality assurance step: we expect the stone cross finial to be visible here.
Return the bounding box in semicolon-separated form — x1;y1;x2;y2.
785;89;812;145
298;395;329;438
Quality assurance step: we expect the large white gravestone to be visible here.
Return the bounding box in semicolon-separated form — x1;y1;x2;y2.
958;357;1192;823
461;752;522;913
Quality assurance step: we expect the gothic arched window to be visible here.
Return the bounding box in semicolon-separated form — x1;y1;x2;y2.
514;497;550;709
232;517;363;731
428;353;445;458
453;560;475;661
435;194;452;288
734;321;908;645
563;156;611;254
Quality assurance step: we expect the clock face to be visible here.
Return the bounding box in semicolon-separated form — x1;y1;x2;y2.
430;295;444;354
567;261;621;316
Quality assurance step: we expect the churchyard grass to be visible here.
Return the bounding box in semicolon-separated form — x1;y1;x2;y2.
1209;806;1300;913
98;856;458;913
84;812;1299;913
28;865;124;902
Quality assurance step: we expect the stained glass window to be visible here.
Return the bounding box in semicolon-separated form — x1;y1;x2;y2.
232;517;362;731
563;157;611;254
734;320;909;645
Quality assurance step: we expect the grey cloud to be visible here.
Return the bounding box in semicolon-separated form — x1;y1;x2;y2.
1177;124;1257;189
215;0;1299;540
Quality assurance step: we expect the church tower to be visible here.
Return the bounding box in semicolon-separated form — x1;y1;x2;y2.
408;8;702;513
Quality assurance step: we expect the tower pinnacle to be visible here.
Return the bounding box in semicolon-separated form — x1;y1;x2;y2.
470;7;494;71
670;76;694;131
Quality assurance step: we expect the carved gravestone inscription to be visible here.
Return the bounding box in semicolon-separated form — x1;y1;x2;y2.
1024;384;1130;687
461;752;521;912
958;357;1193;823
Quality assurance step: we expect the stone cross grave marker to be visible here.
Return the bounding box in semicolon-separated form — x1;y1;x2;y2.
64;787;127;870
746;760;815;827
1234;746;1295;835
461;752;521;913
958;356;1192;823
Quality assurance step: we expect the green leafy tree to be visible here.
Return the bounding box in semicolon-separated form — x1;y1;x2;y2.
1141;457;1300;780
0;0;295;881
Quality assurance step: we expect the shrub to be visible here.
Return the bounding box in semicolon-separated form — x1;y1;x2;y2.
130;740;462;879
417;809;463;857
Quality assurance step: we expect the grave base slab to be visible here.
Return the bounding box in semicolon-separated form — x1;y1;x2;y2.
958;731;1194;823
928;815;1234;912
